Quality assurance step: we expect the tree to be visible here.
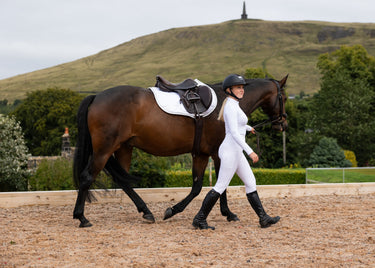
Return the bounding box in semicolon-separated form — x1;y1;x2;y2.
312;45;375;165
244;67;274;79
0;115;30;191
11;88;83;156
308;137;351;167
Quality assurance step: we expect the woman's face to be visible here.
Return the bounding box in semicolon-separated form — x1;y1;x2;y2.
228;84;245;99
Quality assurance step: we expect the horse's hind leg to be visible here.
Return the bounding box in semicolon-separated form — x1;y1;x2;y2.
212;155;240;222
164;154;209;220
73;160;99;228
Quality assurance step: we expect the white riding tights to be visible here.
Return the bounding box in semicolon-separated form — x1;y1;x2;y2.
213;143;257;195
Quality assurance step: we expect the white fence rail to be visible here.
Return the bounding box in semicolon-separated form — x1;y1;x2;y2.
306;167;375;184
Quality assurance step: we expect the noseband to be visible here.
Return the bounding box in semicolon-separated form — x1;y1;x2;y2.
252;79;287;131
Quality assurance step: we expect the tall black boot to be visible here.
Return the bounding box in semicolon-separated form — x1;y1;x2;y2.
192;189;220;230
247;191;280;228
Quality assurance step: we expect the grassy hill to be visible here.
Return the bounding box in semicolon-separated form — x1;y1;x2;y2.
1;19;375;101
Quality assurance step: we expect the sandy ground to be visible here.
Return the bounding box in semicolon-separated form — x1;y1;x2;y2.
1;193;375;267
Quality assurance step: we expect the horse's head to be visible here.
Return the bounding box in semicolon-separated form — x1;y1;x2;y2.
263;75;288;131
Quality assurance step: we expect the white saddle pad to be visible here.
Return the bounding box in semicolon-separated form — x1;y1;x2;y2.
149;79;217;118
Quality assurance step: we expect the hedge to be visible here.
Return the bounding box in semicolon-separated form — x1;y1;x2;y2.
164;168;306;187
28;157;305;191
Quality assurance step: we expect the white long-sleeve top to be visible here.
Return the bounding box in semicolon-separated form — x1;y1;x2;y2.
222;97;254;155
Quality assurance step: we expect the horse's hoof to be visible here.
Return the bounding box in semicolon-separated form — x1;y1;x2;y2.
143;213;155;223
79;221;93;228
163;207;174;220
227;213;240;222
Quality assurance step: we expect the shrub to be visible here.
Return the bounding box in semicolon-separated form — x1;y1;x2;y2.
0;115;30;191
344;150;357;167
308;137;352;167
165;168;305;187
130;149;169;188
29;158;75;191
29;157;115;191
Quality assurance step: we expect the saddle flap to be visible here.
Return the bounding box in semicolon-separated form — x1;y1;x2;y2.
178;85;213;115
197;85;213;109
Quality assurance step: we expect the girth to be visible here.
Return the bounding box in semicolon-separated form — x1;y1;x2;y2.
155;75;213;156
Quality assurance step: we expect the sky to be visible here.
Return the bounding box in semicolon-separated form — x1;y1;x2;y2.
0;0;374;80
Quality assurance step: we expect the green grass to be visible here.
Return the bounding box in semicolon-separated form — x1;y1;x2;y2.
306;168;375;183
1;20;375;102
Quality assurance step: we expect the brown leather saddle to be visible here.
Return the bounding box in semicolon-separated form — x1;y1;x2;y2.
155;75;212;116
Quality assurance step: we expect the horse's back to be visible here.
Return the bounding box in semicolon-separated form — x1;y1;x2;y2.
87;85;153;129
95;85;148;103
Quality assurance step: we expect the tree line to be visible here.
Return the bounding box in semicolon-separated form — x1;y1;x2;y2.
245;44;375;167
1;44;375;190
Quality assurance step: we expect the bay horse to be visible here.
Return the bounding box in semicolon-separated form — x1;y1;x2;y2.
73;75;288;227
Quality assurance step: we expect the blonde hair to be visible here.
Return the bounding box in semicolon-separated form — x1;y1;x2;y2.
217;97;229;121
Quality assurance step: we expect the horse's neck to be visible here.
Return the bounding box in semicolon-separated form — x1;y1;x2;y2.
241;83;273;116
211;81;273;116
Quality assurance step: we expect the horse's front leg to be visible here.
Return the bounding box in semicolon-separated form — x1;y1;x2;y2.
163;154;209;220
105;156;155;222
212;155;240;222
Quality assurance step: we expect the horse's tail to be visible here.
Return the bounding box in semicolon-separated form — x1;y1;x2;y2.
73;94;96;200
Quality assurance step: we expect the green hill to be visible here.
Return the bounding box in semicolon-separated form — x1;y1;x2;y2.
1;19;375;101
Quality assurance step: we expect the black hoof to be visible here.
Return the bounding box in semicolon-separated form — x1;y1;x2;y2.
79;221;93;228
163;207;174;220
192;221;215;230
143;213;155;223
226;213;240;222
192;217;215;230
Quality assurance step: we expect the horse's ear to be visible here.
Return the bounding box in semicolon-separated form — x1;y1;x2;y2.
279;74;289;88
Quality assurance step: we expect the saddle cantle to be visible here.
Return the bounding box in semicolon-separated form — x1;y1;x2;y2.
155;75;198;91
155;75;213;115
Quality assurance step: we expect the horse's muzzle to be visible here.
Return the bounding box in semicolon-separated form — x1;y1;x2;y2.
272;113;288;131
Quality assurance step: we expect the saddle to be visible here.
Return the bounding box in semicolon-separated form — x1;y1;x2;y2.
155;75;213;115
155;75;214;157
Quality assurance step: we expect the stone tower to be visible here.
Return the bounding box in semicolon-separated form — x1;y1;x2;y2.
241;1;248;20
61;127;71;158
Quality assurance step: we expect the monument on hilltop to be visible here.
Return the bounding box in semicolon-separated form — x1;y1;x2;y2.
241;1;248;20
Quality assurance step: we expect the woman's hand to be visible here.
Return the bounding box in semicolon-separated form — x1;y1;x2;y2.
249;152;259;163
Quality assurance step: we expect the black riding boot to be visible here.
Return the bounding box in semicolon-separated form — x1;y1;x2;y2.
192;189;220;230
246;191;280;228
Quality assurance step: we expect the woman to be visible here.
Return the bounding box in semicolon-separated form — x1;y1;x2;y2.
192;74;280;230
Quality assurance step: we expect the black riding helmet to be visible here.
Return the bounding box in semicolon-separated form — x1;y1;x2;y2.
222;74;246;100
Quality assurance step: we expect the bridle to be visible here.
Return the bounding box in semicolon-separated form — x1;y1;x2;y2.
250;79;287;155
252;79;287;131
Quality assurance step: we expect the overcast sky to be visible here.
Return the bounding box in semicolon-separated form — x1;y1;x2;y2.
0;0;374;80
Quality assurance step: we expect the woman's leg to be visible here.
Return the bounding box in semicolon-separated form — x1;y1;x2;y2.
235;155;280;228
192;189;220;230
192;146;237;230
212;148;238;194
235;154;256;194
246;191;280;228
